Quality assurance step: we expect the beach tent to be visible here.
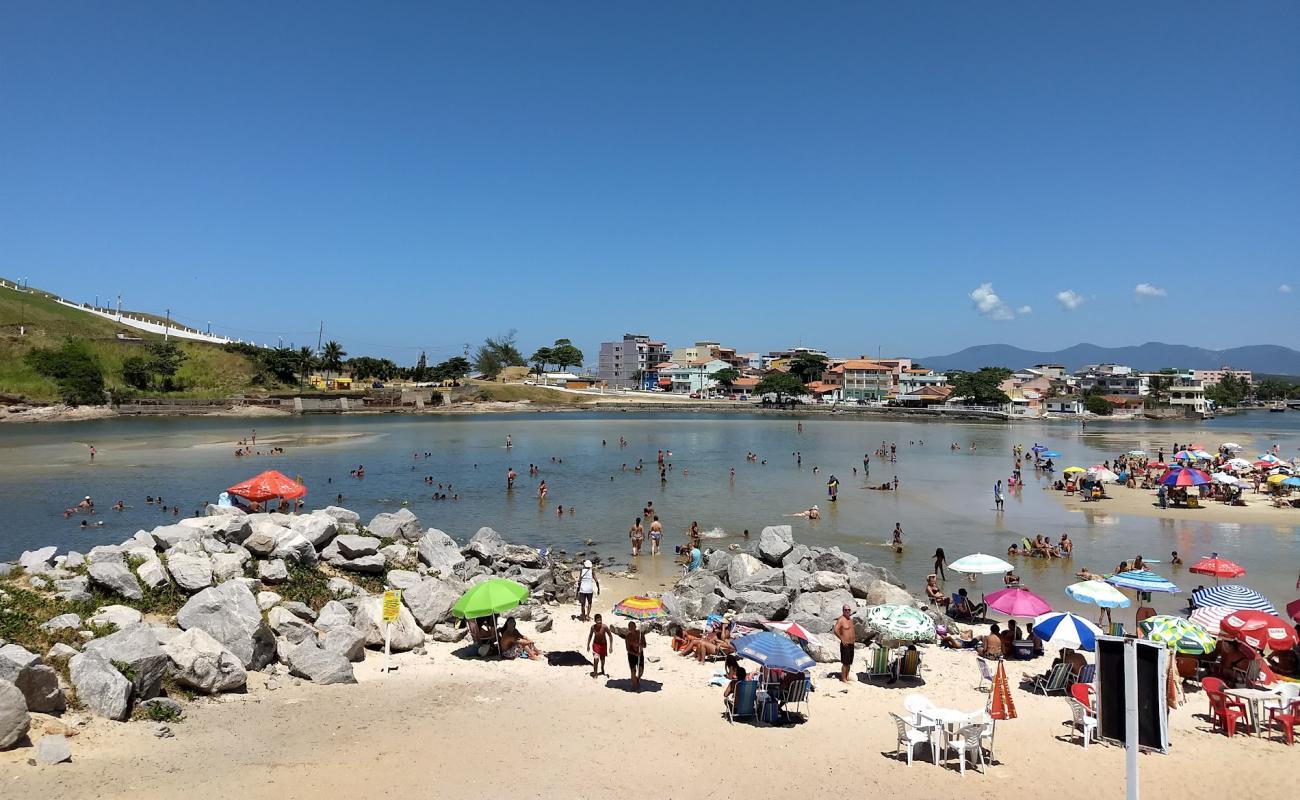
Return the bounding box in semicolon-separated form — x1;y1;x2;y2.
226;470;307;502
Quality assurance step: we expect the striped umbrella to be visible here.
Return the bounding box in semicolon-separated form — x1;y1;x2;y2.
1220;610;1298;652
1066;580;1131;609
949;553;1014;575
1159;466;1211;487
1032;612;1101;651
1189;605;1236;632
612;595;668;621
1191;585;1276;614
764;620;814;642
1139;615;1216;655
1190;450;1214;460
862;604;937;643
1087;467;1120;483
1225;458;1253;471
1257;453;1283;464
1106;570;1180;594
1173;450;1196;461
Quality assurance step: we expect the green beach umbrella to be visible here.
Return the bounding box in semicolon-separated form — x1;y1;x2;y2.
863;604;937;643
451;578;529;620
1138;615;1216;655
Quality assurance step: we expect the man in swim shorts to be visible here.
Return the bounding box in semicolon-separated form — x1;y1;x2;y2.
649;515;663;554
833;604;856;683
588;613;612;678
624;621;647;691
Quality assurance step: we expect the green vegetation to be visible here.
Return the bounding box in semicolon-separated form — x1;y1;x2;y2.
755;372;809;402
24;338;106;404
529;338;584;375
474;330;527;379
274;561;338;610
787;353;829;384
0;579;110;655
431;356;471;384
1084;389;1114;416
347;355;399;382
1255;376;1300;401
711;368;740;391
136;699;184;722
946;366;1012;406
1205;372;1250;407
471;384;592;406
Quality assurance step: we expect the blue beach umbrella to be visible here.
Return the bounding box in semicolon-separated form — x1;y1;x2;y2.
1033;612;1101;652
1283;476;1300;488
1066;580;1131;609
1191;585;1277;614
1106;570;1179;594
731;631;816;673
1031;444;1048;452
1041;451;1061;459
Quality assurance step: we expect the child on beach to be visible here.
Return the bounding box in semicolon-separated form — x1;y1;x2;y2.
587;613;612;678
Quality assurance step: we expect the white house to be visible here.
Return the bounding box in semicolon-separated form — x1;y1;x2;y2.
667;358;730;394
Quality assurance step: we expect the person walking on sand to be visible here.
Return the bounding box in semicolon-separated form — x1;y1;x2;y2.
588;613;613;678
622;621;647;692
834;604;856;683
577;560;599;620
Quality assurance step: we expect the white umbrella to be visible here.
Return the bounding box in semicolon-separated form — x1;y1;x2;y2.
949;553;1014;575
1127;449;1147;457
1225;458;1253;471
1086;467;1119;483
1065;580;1131;609
1211;472;1240;486
1221;442;1243;451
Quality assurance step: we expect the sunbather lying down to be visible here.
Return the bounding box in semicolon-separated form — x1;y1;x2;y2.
678;614;737;663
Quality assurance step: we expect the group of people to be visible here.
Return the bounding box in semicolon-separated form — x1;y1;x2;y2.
1007;533;1072;559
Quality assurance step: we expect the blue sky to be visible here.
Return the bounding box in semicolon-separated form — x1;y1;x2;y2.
2;3;1297;365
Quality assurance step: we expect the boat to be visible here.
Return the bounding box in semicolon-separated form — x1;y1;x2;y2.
1269;401;1286;413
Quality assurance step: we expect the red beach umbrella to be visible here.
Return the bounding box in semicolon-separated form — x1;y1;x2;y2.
990;660;1017;720
1287;598;1300;624
227;470;307;502
1188;556;1246;580
1220;610;1298;652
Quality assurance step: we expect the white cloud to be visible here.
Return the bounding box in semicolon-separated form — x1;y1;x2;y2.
1134;283;1167;300
969;283;1016;320
1055;290;1085;311
1281;284;1293;294
1017;305;1033;315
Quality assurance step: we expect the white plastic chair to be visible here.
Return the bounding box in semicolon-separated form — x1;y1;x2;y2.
1066;698;1098;748
945;723;986;774
903;693;935;725
890;712;937;766
1261;682;1300;716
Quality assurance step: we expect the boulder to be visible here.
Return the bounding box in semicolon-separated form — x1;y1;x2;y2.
47;643;79;661
732;590;789;620
386;569;423;590
320;506;361;525
257;591;283;611
498;544;542;566
289;513;337;548
40;613;82;632
353;596;424;652
68;651;131;721
87;561;143;601
334;535;381;559
0;562;13;578
0;680;30;749
705;550;735;578
416;529;465;576
757;525;794;566
782;544;812;568
258;559;289;584
785;611;834;636
35;732;72;764
270;531;318;565
0;644;65;713
178;514;252;545
162;628;247;694
166;552;213;593
63;551;86;570
83;623;168;699
18;546;57;572
402;579;461;631
150;524;200;551
336;553;386;574
803;570;850;592
733;567;785;593
241;526;279;557
284;641;356;684
87;605;143;629
211;552;245;583
677;569;723;596
267;607;316;644
87;544;125;563
367;508;422;542
380;543;412;566
429;623;466;643
812;547;859;574
175;581;276;670
661;589;704;622
464;527;507;562
151;626;183;647
804;633;844;664
726;553;765;588
849;563;905;593
864;579;915;607
53;575;91;603
781;566;812;591
320;626;366;662
315;600;354;631
136;558;171;590
279;601;317;622
791;588;855;621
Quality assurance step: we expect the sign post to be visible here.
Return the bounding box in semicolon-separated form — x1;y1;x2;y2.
381;589;401;674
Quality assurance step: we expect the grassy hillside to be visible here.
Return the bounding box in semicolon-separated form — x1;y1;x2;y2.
466;382;595;406
0;283;273;402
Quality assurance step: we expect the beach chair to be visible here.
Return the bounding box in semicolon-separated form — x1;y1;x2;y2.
1066;698;1099;748
893;649;923;684
1077;663;1095;685
866;645;894;680
976;657;994;692
726;679;758;724
944;723;986;775
889;712;937;766
949;594;975;622
1032;663;1073;695
1205;687;1249;737
1106;622;1125;638
783;676;811;719
1231;659;1263;689
1268;699;1300;746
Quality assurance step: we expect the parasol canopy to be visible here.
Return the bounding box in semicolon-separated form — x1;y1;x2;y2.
1106;570;1179;594
1063;466;1087;475
1032;612;1100;651
1127;449;1147;456
1191;585;1276;614
451;578;529;619
764;620;814;641
949;553;1014;575
861;604;937;643
1159;466;1210;487
1220;442;1243;451
1189;605;1237;632
731;631;815;673
1286;598;1300;624
1040;451;1061;459
1225;458;1253;471
1188;556;1246;580
1139;615;1216;655
226;470;307;502
986;588;1052;617
1086;467;1119;483
1219;610;1298;652
612;596;667;621
1066;580;1131;609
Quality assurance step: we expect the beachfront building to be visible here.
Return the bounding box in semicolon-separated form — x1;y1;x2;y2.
1075;364;1148;397
897;368;947;396
597;334;670;389
762;346;829;370
1044;396;1084;414
836;359;893;403
1192;367;1253;387
667;358;730;394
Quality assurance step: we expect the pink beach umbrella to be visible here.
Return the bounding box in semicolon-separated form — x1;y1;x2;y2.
986;588;1053;618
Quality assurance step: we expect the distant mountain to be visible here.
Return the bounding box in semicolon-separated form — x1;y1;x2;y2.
919;342;1300;376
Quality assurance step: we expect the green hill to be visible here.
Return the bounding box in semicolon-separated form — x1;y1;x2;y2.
0;282;276;402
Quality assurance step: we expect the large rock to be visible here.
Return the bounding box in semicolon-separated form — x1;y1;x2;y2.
661;589;705;622
416;529;465;576
791;588;855;621
40;614;81;632
270;530;318;565
35;732;72;764
316;600;354;631
353;596;424;652
336;553;386;573
68;651;131;721
176;581;276;670
757;525;794;566
136;558;171;590
733;567;786;593
87;544;124;563
380;543;412;567
211;552;246;583
289;513;337;548
241;525;279;557
284;641;356;684
258;559;289;584
499;544;542;566
18;546;57;572
87;605;143;629
429;623;467;643
320;626;366;662
368;508;422;542
705;550;735;578
267;607;316;645
732;590;789;620
786;611;834;636
162;628;247;694
87;561;143;601
0;644;65;713
334;535;381;559
864;580;915;607
783;544;812;568
0;680;31;749
812;547;859;574
179;514;252;545
83;623;169;699
320;506;361;526
279;601;317;622
678;569;723;596
849;563;905;593
386;569;423;590
803;570;850;592
804;633;844;664
726;553;765;588
53;575;91;603
166;552;213;593
402;579;461;631
150;524;200;550
464;527;507;562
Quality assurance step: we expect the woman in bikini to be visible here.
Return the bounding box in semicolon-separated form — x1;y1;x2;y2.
629;517;645;556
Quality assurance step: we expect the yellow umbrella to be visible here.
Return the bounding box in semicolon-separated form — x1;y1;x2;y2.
1063;466;1087;474
1266;474;1288;484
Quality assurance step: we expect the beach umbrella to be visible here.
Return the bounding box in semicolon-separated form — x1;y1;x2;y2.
1146;461;1167;470
1210;472;1240;486
1283;476;1300;488
1158;466;1210;487
1173;450;1195;461
1139;615;1216;655
861;604;937;643
986;588;1052;618
1063;466;1087;475
1066;580;1131;609
1127;449;1146;457
1190;450;1214;461
1265;473;1288;485
731;631;815;673
1086;467;1119;483
1286;598;1300;624
1219;610;1298;652
1106;570;1180;594
1225;458;1253;471
1187;443;1206;451
1257;453;1282;464
1221;442;1243;451
1040;451;1061;459
989;660;1017;720
1032;612;1101;651
1188;556;1246;580
1191;585;1276;613
451;578;529;619
1190;605;1237;632
949;553;1014;576
1031;444;1048;452
612;596;667;621
226;470;306;502
764;620;814;642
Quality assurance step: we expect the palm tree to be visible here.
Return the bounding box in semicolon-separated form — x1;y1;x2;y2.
320;340;346;379
297;346;317;389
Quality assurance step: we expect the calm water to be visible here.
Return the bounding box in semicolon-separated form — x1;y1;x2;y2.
2;412;1298;619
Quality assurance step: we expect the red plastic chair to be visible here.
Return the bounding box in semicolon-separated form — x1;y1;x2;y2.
1201;676;1226;717
1269;699;1300;746
1205;688;1249;737
1070;682;1095;712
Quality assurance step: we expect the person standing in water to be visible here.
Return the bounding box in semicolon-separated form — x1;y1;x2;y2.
827;475;839;502
629;517;644;556
506;434;512;448
507;467;517;489
892;523;904;552
649;516;663;555
933;548;948;581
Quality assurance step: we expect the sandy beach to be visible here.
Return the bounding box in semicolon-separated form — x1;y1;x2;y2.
3;572;1293;800
1047;479;1300;526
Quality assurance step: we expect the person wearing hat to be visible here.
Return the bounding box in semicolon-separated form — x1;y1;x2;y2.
576;559;599;622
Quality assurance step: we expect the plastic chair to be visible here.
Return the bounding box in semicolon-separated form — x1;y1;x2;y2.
726;679;758;724
945;723;986;774
1201;676;1226;717
894;649;923;683
976;657;994;692
783;676;811;719
1205;688;1249;737
867;645;894;680
890;712;937;766
1066;698;1099;748
1069;682;1095;711
903;693;935;724
1268;699;1300;746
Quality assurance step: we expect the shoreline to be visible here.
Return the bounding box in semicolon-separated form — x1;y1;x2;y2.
1045;479;1300;527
